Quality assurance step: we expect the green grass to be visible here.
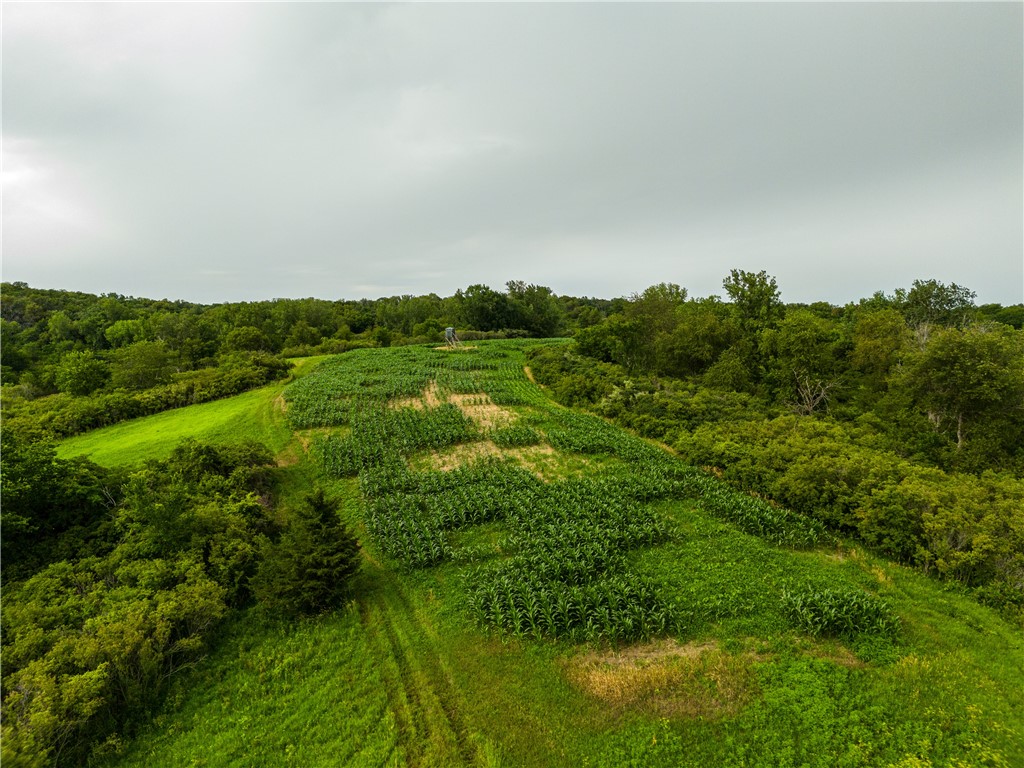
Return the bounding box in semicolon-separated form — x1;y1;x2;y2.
56;357;327;467
96;606;403;768
78;341;1024;768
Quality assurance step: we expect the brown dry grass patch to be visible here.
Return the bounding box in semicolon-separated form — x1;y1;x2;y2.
427;441;508;471
450;394;518;430
565;639;759;720
507;445;592;481
417;442;582;479
295;427;343;452
795;637;866;669
390;382;516;430
275;441;303;467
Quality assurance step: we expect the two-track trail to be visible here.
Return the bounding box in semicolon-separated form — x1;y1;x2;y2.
359;559;480;768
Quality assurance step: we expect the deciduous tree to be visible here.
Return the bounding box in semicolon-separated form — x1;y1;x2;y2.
897;324;1024;453
722;269;783;335
54;351;110;396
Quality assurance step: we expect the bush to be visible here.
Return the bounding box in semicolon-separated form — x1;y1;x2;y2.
675;415;1024;610
54;351;109;396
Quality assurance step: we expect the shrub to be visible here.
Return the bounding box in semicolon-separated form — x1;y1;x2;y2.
3;354;292;441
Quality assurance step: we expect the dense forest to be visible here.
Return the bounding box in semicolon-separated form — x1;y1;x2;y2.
1;273;1022;766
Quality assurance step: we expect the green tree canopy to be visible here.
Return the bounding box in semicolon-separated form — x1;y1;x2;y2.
661;297;740;378
722;269;783;335
54;351;110;396
851;308;912;389
223;325;272;353
110;340;176;390
897;324;1024;455
898;279;977;329
507;280;564;337
761;309;847;413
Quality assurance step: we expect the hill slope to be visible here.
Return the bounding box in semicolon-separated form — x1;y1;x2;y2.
69;341;1022;768
56;357;326;467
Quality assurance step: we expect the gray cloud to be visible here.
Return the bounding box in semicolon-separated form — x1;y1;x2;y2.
3;2;1021;304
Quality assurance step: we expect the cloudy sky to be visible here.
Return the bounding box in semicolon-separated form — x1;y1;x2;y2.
3;2;1022;305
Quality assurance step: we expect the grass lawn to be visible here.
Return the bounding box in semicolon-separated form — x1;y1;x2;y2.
56;357;327;467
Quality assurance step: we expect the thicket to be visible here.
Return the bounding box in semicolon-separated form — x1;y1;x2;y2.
251;489;361;617
0;438;360;766
676;417;1024;607
526;274;1024;615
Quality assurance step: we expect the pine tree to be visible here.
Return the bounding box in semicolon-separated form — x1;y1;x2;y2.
253;488;361;616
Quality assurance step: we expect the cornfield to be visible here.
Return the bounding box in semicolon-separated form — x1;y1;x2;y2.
289;340;834;642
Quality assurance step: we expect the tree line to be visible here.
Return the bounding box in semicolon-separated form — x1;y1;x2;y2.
1;280;614;441
526;271;1024;616
0;280;610;394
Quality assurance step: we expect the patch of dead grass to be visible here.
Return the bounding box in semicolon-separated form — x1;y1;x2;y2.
507;445;594;481
275;441;303;467
564;639;759;720
796;637;867;669
449;393;518;430
427;441;508;471
295;427;344;452
390;383;517;431
416;441;588;480
424;381;443;408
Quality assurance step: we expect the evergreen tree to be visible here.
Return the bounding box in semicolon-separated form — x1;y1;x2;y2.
253;488;361;616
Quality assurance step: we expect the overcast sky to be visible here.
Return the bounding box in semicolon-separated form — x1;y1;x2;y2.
3;2;1022;306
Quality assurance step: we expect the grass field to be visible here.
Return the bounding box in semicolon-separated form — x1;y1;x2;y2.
61;342;1023;768
56;357;326;467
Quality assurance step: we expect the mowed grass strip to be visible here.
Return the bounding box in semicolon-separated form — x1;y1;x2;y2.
56;357;327;467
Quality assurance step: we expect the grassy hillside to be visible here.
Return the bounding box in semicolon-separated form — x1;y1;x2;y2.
61;341;1022;768
56;356;326;467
